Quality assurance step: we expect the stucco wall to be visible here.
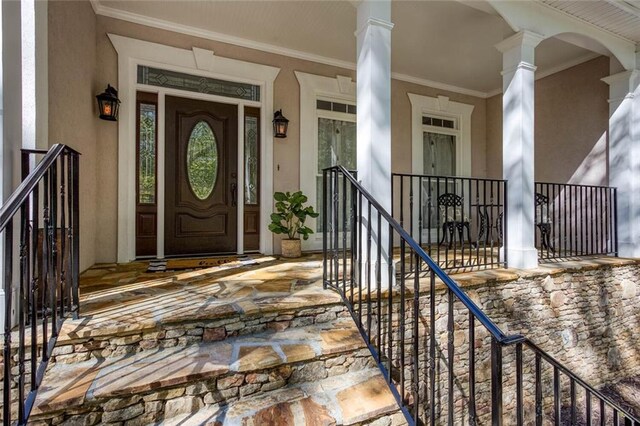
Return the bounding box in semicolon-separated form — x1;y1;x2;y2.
391;80;488;177
48;3;609;266
48;0;98;271
485;56;610;185
88;14;489;262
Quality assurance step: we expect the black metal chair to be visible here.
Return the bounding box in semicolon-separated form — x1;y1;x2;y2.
535;192;554;252
438;193;472;249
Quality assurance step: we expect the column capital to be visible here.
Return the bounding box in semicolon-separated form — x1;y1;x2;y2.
601;69;640;87
602;69;640;104
356;0;393;36
354;17;394;37
496;31;545;74
495;30;545;54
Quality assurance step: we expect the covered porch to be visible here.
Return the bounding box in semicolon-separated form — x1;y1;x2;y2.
2;0;640;424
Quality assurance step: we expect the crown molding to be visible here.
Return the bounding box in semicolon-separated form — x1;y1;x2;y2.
90;1;605;101
485;52;603;98
535;52;601;80
92;1;357;72
391;72;489;99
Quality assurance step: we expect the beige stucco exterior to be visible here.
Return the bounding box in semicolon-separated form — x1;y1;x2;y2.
48;1;99;271
47;1;611;269
486;56;610;184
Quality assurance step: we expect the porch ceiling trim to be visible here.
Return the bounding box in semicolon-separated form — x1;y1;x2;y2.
92;0;618;99
489;0;637;70
89;0;501;99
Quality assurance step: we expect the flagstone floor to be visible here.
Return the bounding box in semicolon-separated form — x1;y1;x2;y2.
27;254;406;425
61;254;339;342
26;252;632;346
24;252;635;425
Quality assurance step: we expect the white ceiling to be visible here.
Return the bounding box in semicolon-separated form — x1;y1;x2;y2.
95;0;605;96
540;0;640;43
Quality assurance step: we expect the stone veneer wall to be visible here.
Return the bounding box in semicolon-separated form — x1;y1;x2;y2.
374;260;640;424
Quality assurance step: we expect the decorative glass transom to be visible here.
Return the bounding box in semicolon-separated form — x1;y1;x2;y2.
187;121;218;200
137;66;260;102
422;115;455;129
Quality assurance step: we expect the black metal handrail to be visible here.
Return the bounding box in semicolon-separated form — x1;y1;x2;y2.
323;165;638;426
392;173;507;271
0;144;80;425
535;181;617;261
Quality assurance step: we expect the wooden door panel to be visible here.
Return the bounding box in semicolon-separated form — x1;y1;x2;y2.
176;213;227;236
165;96;238;255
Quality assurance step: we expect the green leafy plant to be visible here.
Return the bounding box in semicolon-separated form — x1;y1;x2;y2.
268;191;319;240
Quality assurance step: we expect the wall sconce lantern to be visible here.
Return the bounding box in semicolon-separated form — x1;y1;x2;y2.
96;84;121;121
272;109;289;138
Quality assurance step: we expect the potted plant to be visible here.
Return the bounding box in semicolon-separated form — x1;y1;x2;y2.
268;191;319;258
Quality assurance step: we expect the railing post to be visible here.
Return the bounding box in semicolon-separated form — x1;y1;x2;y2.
491;337;503;426
3;220;14;425
69;152;80;318
613;187;619;256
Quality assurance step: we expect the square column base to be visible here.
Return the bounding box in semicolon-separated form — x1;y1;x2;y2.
504;247;538;269
616;242;640;259
357;258;394;292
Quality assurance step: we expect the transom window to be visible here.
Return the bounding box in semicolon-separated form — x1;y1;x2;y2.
137;65;261;102
422;115;455;129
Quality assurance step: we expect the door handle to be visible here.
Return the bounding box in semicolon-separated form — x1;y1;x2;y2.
230;182;237;207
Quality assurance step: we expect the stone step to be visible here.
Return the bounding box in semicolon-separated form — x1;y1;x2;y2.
28;318;375;424
12;275;345;366
158;369;407;426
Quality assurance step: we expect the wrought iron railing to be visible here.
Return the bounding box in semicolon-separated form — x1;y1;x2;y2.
535;182;617;261
392;173;507;271
323;165;638;426
0;144;80;425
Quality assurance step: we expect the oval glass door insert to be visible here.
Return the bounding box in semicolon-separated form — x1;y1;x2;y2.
186;121;218;200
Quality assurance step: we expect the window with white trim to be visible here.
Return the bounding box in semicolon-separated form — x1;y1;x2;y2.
315;99;357;231
422;114;458;177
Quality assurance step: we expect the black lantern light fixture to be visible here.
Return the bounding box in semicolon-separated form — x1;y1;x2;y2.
272;109;289;138
96;84;121;121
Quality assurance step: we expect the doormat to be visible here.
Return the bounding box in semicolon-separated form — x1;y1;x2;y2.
147;255;258;272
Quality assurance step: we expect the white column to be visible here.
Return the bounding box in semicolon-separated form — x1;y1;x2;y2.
496;31;544;269
356;0;393;286
603;61;640;258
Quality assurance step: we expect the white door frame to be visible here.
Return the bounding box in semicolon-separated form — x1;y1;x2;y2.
408;93;474;241
296;71;356;251
109;34;280;262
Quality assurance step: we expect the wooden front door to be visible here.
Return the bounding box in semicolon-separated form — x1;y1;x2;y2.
165;96;238;255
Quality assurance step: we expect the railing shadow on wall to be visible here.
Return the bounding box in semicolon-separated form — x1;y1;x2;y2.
323;166;638;426
0;145;80;425
392;173;507;272
535;182;617;262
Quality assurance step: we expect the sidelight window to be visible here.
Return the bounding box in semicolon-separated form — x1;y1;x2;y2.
138;103;157;204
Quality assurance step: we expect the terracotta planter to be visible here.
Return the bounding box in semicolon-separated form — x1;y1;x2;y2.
281;239;302;258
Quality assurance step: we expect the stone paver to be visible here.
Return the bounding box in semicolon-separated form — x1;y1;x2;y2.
32;318;366;416
160;369;401;426
19;255;341;346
